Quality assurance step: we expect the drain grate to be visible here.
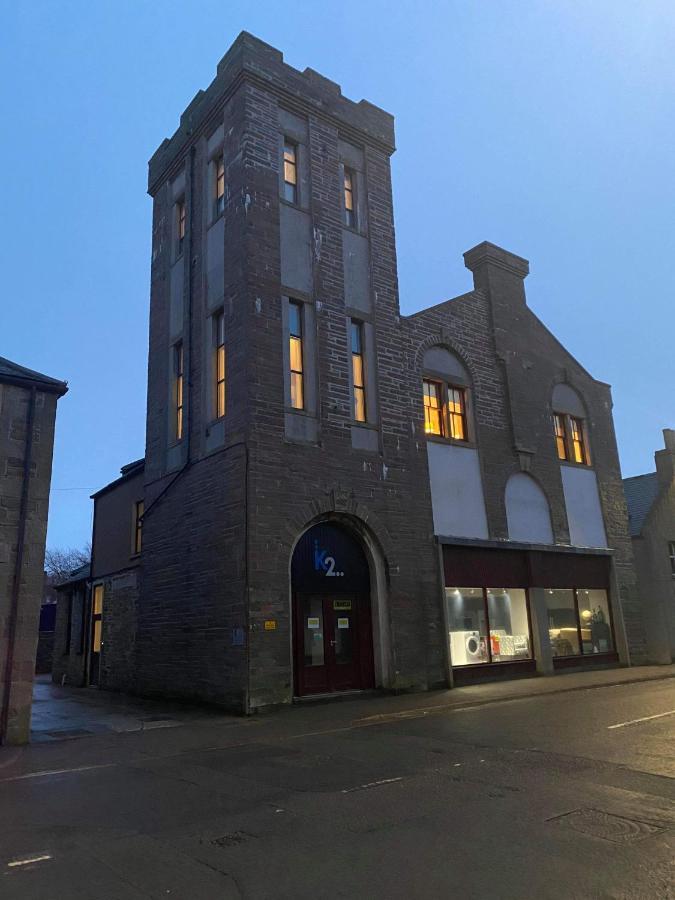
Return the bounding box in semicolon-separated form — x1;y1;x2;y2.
549;808;666;844
211;831;256;848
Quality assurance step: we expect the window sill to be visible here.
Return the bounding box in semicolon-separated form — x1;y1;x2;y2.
279;197;307;213
342;223;366;238
351;420;378;430
559;460;592;470
425;434;476;450
285;406;316;418
208;211;224;228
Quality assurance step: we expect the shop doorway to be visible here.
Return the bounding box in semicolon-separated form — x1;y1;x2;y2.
292;523;375;696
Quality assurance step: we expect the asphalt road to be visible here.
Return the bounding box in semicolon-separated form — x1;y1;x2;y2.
1;678;673;899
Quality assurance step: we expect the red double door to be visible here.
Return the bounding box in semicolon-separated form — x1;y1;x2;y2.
293;592;375;696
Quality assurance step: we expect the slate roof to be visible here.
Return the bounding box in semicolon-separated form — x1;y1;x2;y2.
0;356;67;395
54;563;91;590
91;458;145;500
623;472;660;537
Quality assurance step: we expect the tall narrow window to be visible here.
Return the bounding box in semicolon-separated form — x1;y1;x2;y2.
351;320;366;422
213;310;225;419
554;413;569;461
448;387;467;441
289;301;304;410
344;167;356;228
669;542;675;577
133;500;144;556
173;341;184;441
214;154;225;218
423;379;444;436
176;198;186;256
283;141;298;203
570;416;588;464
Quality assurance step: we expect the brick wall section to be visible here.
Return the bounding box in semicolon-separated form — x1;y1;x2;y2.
0;381;63;742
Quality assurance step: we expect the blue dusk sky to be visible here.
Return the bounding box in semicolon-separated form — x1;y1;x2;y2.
2;1;673;551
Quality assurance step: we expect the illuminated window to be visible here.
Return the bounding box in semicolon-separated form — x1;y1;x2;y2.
669;542;675;577
570;416;588;464
351;320;366;422
214;154;225;218
213;311;225;419
92;584;104;654
547;588;613;657
289;301;304;409
446;587;532;666
423;379;444;436
448;386;467;441
344;167;356;228
173;341;184;441
554;413;569;461
133;500;144;556
176;198;186;256
283;141;298;203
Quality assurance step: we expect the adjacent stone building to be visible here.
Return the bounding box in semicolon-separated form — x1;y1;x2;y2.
0;357;66;744
624;430;675;663
64;33;645;713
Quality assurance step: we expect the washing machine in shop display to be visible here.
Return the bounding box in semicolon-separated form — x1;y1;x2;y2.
449;630;488;666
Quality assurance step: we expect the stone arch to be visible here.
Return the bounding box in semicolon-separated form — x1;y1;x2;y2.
505;472;554;544
287;507;393;690
552;381;587;418
414;334;477;387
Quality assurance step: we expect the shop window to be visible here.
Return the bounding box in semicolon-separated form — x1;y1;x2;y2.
446;587;532;666
546;587;613;657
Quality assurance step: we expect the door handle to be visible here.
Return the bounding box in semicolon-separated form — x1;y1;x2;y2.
329;640;336;646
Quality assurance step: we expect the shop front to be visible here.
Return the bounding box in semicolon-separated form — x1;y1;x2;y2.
442;544;618;685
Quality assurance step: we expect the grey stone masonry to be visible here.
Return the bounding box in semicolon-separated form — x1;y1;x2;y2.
131;33;646;713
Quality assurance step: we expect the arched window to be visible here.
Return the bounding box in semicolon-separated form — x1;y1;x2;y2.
552;384;590;466
422;347;471;442
505;473;553;544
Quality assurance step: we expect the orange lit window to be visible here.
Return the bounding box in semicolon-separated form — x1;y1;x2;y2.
174;341;184;441
448;387;467;441
133;500;144;556
570;416;588;464
351;320;366;422
213;311;225;419
344;167;356;228
214;155;225;217
289;301;304;409
554;413;569;461
176;198;186;256
283;141;298;204
423;379;444;435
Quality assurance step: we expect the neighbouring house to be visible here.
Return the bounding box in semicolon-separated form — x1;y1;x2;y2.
67;33;646;713
0;357;67;744
35;573;58;675
624;430;675;663
53;460;144;690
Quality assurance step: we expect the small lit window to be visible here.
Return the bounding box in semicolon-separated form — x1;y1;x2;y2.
423;379;444;436
554;413;569;461
173;341;184;441
213;311;225;419
351;320;366;422
344;167;356;229
448;387;467;441
570;416;588;464
176;198;186;256
214;155;225;218
289;301;304;409
283;141;298;204
133;500;144;556
669;542;675;577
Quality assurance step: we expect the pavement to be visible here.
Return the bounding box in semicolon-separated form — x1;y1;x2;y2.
1;665;673;898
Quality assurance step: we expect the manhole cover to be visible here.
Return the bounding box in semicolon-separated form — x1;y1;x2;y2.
212;831;256;848
549;808;665;843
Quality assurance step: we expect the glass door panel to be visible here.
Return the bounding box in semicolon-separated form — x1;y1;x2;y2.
303;596;325;667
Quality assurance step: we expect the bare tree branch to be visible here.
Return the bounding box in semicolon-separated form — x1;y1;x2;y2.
44;546;91;584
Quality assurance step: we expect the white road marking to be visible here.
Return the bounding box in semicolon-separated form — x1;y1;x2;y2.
607;709;675;730
342;776;402;794
0;763;115;783
7;854;52;868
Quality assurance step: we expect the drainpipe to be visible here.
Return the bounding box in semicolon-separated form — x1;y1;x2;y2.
1;386;37;744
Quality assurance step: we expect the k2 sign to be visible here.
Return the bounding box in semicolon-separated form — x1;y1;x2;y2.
314;539;345;577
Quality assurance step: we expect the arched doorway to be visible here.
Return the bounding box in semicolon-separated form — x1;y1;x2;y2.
291;522;375;696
